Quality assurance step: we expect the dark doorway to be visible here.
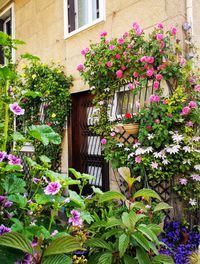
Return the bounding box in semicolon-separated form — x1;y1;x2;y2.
68;91;109;192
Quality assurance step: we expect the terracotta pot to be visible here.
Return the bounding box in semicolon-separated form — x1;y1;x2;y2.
122;123;139;135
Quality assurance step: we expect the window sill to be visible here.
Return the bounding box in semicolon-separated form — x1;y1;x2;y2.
64;17;105;40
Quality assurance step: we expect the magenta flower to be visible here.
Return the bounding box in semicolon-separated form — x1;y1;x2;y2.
128;44;132;48
133;71;139;78
121;65;126;71
146;68;154;77
117;38;124;45
9;103;24;115
100;31;107;37
156;33;164;41
170;26;177;35
140;56;148;62
157;22;164;29
188;101;197;109
132;22;143;35
110;132;116;137
194;85;200;91
147;56;154;64
116;70;123;79
101;138;107;145
179;57;186;65
181;106;190;116
153;81;159;90
189;77;195;84
44;181;61;195
76;64;85;71
149;94;160;103
69;209;83;226
0;151;7;162
155;74;163;80
81;48;89;55
115;54;120;59
106;61;112;68
154;119;160;124
109;45;115;50
123;32;129;38
135;156;142;163
128;83;134;90
179;178;188;185
7;154;22;166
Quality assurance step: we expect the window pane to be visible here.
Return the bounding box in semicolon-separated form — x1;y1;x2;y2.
92;0;99;20
77;0;88;28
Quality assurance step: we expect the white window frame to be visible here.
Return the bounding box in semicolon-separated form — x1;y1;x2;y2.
64;0;106;39
0;3;15;62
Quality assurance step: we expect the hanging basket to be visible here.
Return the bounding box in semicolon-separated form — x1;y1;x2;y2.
122;123;139;135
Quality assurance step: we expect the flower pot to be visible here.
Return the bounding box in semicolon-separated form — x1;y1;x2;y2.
122;123;139;135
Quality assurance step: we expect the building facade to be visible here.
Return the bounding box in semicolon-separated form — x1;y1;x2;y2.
0;0;200;190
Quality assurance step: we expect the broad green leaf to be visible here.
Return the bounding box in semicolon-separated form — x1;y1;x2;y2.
148;224;163;236
136;247;151;264
12;132;25;141
86;238;112;251
3;175;26;194
153;254;174;264
45;170;67;182
28;125;61;145
0;232;33;255
22;90;42;98
42;254;72;264
25;157;38;167
21;53;40;61
68;168;81;179
90;220;107;229
102;229;120;240
35;194;52;204
11;218;24;232
68;190;85;208
80;211;93;224
123;255;138;264
91;186;103;194
106;217;122;229
137;224;159;245
133;189;161;201
122;212;131;229
81;173;96;181
99;191;126;203
118;167;140;188
5;165;22;171
43;236;81;256
8;194;27;208
65;178;81;186
39;155;51;164
153;202;172;212
0;246;24;263
132;232;150;251
98;252;113;264
129;201;147;212
118;234;129;257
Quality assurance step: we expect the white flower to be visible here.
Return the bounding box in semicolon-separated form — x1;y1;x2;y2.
116;143;124;148
162;159;170;165
133;142;140;149
166;145;180;154
124;148;130;151
194;164;200;171
90;86;95;91
147;134;155;140
192;136;200;142
183;159;191;165
171;132;184;143
191;174;200;181
153;150;166;159
128;152;135;159
145;205;151;209
98;101;105;105
151;162;159;169
189;198;197;206
145;147;153;154
135;147;145;156
104;88;110;92
183;146;191;153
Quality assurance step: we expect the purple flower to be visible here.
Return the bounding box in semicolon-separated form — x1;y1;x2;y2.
76;64;85;71
0;151;7;162
9;103;25;115
101;138;107;145
191;174;200;181
0;224;11;235
149;94;160;103
51;230;58;237
44;181;61;195
15;253;33;264
3;200;13;208
69;209;83;227
7;154;22;166
186;121;193;127
179;178;188;185
31;237;38;247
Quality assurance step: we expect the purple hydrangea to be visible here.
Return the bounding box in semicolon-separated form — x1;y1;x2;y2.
69;209;83;227
9;103;25;115
0;151;7;162
0;224;11;235
44;181;61;195
7;154;22;166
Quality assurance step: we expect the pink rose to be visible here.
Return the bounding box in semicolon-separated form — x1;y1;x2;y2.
155;74;163;81
150;94;160;103
116;70;123;78
194;85;200;91
100;31;107;37
154;119;160;124
157;22;164;29
133;71;139;78
135;156;142;163
128;83;134;90
140;56;148;62
101;138;107;145
115;54;121;59
106;61;112;68
153;81;159;90
117;38;124;45
109;45;115;50
156;33;164;41
170;26;177;35
147;56;154;64
181;106;190;116
188;101;197;109
123;32;129;38
76;64;85;71
146;68;154;77
135;27;143;36
121;65;126;71
160;41;165;49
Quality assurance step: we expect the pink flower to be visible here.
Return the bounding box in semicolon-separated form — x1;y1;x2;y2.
151;162;159;169
191;174;200;181
156;33;164;41
109;45;115;50
132;22;143;35
155;74;163;80
51;230;58;237
128;44;133;48
194;85;200;91
153;81;159;90
7;154;22;166
0;152;7;162
179;57;186;65
154;119;160;124
181;106;190;116
128;83;134;90
116;70;123;78
146;125;152;130
179;178;187;185
135;156;142;163
44;182;61;195
117;38;124;45
149;94;160;103
189;77;195;84
69;209;83;226
115;54;121;59
146;68;154;77
186;121;193;127
160;41;165;49
133;71;139;78
81;48;89;55
140;56;148;62
170;26;177;35
147;56;154;64
123;32;129;38
106;61;112;68
110;132;116;137
9;103;24;115
101;138;107;145
134;80;139;86
100;31;107;37
188;101;197;109
121;65;126;71
157;22;164;29
76;64;85;71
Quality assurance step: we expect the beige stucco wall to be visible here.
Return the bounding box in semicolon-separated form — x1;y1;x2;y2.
193;0;200;63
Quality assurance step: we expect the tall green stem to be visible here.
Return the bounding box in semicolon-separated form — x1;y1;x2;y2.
2;80;9;151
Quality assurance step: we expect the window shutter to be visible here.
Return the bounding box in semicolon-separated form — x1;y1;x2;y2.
68;0;75;33
0;19;4;65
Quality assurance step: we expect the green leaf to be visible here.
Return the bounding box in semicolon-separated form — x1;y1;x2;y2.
12;132;25;141
106;217;122;228
8;194;27;208
153;254;174;264
86;238;112;251
43;236;81;256
118;234;129;257
91;186;103;194
132;232;150;251
147;224;162;236
24;157;38;167
118;167;140;188
21;53;40;61
153;202;172;212
68;190;85;208
28;125;61;145
123;255;138;264
98;252;113;264
129;201;147;212
42;254;72;264
0;232;33;255
80;211;93;224
99;191;126;203
35;194;52;204
5;165;22;171
133;189;161;201
136;247;151;264
0;246;24;263
11;218;24;232
3;175;26;194
22;90;42;98
81;173;96;181
137;224;159;245
39;155;51;163
68;168;81;179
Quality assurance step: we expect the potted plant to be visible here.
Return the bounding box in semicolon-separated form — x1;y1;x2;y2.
116;112;140;135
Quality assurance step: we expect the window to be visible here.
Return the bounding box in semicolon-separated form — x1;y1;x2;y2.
64;0;105;38
0;3;15;64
